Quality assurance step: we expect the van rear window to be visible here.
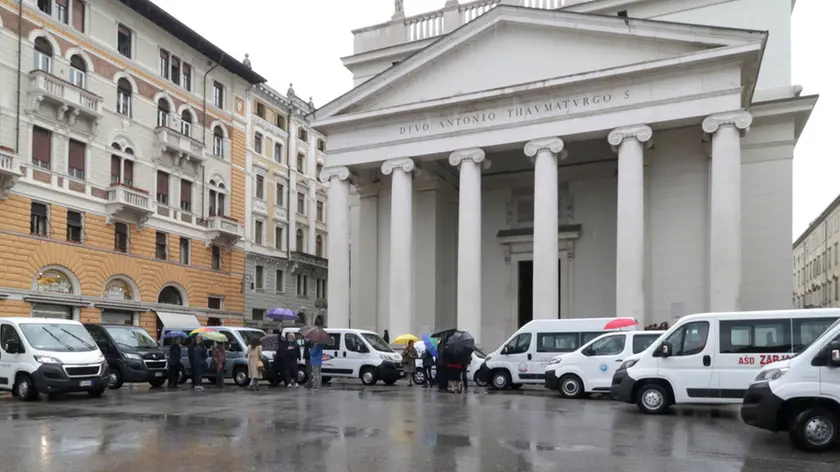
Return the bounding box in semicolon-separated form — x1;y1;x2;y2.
719;317;838;354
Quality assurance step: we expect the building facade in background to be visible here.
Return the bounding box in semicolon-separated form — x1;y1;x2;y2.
0;0;264;335
315;0;814;349
793;195;840;309
244;82;329;328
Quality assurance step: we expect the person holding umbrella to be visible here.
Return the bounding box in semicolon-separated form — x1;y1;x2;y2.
191;336;207;390
400;339;418;387
212;341;226;389
165;332;186;389
299;325;330;389
283;332;300;388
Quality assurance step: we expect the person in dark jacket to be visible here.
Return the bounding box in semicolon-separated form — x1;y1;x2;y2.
460;349;472;392
187;337;196;386
283;333;301;388
383;330;390;344
212;342;226;388
191;338;207;390
303;340;313;387
167;337;182;389
275;335;290;386
421;349;435;388
437;337;449;392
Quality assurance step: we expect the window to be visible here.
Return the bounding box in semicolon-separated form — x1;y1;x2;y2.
275;114;286;130
33;37;52;72
297;128;308;142
179;238;190;264
254;132;263;154
68;139;85;180
830;248;833;269
114;222;129;253
317;139;326;152
72;0;85;31
56;0;68;23
69;54;86;88
255;266;264;290
117;24;132;58
103;279;132;301
662;321;709;356
122;160;133;186
315;235;323;257
155;231;167;260
256;102;265;118
117;78;132;116
296;153;305;173
182;64;192;92
255;175;264;199
836;280;839;301
209;188;225;217
296;274;308;296
297;192;305;215
32;126;51;169
632;334;661;354
37;0;51;14
170;56;181;86
156;99;170;127
316;201;324;222
159;49;170;78
274;143;283;164
275;226;283;250
276;183;285;207
66;210;82;243
295;229;304;250
585;335;626;356
213;126;224;158
158;286;183;305
254;220;263;245
793;318;838;352
211;246;222;270
156;171;169;205
316;278;326;299
208;297;222;310
536;333;578;353
316;163;323;179
505;333;532;354
836;243;838;265
180;179;192;212
180;110;192;137
212;81;224;108
275;270;284;293
110;154;121;184
252;309;265;321
1;324;24;353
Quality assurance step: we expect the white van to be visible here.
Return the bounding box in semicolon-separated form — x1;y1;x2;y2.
741;318;840;452
545;330;664;397
611;308;840;415
282;328;403;385
0;317;109;400
480;318;637;389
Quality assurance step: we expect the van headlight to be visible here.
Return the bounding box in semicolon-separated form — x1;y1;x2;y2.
124;353;142;360
754;367;789;382
619;359;638;370
548;357;562;365
34;355;61;364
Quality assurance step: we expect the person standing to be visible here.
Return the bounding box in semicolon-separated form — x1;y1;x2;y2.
383;330;390;344
191;337;207;390
421;348;435;388
187;337;196;386
401;340;418;387
167;337;182;389
246;338;263;390
309;342;323;389
302;339;312;387
212;342;226;388
284;333;300;388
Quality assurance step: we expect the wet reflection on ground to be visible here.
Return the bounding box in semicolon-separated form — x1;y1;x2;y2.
0;385;837;472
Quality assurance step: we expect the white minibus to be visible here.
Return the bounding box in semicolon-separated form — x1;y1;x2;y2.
611;308;840;414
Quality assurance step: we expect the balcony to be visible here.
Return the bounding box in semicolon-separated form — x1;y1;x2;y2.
290;251;328;270
155;126;206;166
0;147;23;199
253;114;288;139
206;216;244;248
105;185;154;226
28;70;103;128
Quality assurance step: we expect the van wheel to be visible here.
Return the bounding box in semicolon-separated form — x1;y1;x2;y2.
474;373;489;387
108;369;124;390
14;374;38;401
413;370;426;385
178;367;188;385
491;370;511;389
321;376;331;384
149;377;166;388
360;367;377;386
559;374;585;398
297;369;308;385
384;379;397;386
636;383;671;415
789;407;838;452
233;367;249;387
88;386;105;398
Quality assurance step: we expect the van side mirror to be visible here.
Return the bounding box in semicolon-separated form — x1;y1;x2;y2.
830;349;840;367
501;346;510;355
4;341;21;354
653;342;671;358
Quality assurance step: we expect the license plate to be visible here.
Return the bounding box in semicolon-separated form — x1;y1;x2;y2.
79;380;92;387
155;372;163;377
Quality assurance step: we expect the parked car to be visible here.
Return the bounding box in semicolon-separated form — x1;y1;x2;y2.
84;324;168;389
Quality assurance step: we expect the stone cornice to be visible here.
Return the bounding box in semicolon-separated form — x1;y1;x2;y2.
702;110;753;136
381;157;415;175
608;124;653;152
524;137;566;159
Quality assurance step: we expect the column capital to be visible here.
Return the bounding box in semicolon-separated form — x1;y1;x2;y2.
381;157;415;175
524;137;565;158
319;166;353;185
702;110;753;136
608;124;653;151
449;147;490;170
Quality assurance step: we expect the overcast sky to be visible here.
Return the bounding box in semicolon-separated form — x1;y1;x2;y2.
150;0;834;240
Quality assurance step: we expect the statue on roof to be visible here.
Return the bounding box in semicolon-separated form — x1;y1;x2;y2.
393;0;405;19
243;53;251;69
287;83;295;97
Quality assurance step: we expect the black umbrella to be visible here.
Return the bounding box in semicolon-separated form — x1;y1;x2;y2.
444;330;475;356
431;328;457;339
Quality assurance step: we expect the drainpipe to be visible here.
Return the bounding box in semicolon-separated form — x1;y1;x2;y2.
201;56;222;219
14;0;23;152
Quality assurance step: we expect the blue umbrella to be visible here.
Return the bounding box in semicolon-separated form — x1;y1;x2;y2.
422;333;438;358
164;330;188;339
267;308;297;321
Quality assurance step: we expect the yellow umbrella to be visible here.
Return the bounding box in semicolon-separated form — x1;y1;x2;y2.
394;334;419;345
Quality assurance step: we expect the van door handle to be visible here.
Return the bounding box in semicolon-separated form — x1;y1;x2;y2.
615;359;623;362
343;352;346;358
703;355;711;367
527;354;532;361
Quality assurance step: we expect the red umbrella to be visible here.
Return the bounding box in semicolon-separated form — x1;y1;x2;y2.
604;318;638;330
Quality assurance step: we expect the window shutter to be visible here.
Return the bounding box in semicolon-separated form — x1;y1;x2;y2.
72;0;85;31
68;139;85;171
32;127;51;165
67;211;82;226
110;155;120;181
157;171;169;196
123;160;134;182
31;202;47;217
181;180;192;203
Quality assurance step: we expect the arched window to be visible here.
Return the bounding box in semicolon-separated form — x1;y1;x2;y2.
296;312;306;325
35;268;74;294
208;179;226;217
156;99;170;128
69;54;86;88
33;37;53;72
315;235;323;258
158;286;184;305
212;126;224;158
180;110;192;137
117;78;132;116
296;229;304;251
103;278;134;300
314;315;325;327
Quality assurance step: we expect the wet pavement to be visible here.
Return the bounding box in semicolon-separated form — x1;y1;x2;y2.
1;384;838;472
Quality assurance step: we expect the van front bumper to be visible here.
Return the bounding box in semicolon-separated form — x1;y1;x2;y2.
32;363;110;394
610;368;635;403
118;359;168;383
376;361;403;381
741;382;784;431
544;370;559;390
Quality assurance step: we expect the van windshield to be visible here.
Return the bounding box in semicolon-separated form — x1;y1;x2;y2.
105;326;158;349
20;323;97;352
799;318;840;353
361;333;393;352
238;330;266;348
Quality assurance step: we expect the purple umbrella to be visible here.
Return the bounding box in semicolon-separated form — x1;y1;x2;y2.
267;308;297;321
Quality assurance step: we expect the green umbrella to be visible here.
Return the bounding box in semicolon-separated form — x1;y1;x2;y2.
197;331;227;343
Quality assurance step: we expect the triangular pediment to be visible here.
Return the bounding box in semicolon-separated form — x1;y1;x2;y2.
315;6;765;123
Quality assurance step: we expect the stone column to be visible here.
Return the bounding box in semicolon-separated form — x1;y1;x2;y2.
449;148;488;344
608;125;652;320
381;158;415;336
524;137;566;319
703;111;751;311
320;166;352;329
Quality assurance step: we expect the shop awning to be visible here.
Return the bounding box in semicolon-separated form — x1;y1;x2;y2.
155;311;200;330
